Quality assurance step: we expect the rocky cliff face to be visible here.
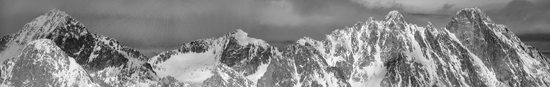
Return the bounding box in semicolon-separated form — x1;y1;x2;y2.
1;8;549;87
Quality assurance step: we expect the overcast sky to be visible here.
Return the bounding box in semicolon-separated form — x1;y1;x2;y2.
1;0;549;52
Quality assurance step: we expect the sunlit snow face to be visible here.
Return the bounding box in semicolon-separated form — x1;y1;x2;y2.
154;50;218;83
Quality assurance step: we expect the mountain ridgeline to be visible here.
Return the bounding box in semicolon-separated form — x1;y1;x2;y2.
1;8;549;87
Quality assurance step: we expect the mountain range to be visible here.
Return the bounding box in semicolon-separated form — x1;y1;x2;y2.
1;8;549;87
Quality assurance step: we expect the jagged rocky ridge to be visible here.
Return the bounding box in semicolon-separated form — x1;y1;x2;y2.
1;8;550;87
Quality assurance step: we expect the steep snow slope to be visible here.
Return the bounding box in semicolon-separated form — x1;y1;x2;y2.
0;39;97;86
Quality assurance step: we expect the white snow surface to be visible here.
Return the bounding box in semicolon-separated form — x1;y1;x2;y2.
231;29;268;47
0;43;23;64
154;50;218;83
246;61;270;84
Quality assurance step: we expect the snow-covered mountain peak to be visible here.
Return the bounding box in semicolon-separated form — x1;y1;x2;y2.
446;8;499;46
451;8;493;24
32;9;70;26
22;9;70;33
385;10;404;23
12;9;89;44
148;29;277;86
296;37;318;46
380;10;409;31
227;29;269;47
44;9;70;18
231;29;248;37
